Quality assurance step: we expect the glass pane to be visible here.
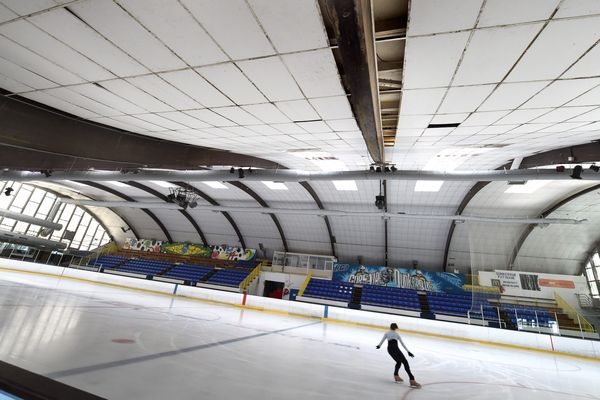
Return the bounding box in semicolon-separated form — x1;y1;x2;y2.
13;221;28;234
35;197;55;219
9;188;31;211
591;282;599;297
587;268;596;282
593;253;600;267
22;200;39;216
30;188;45;203
0;218;16;230
99;232;110;247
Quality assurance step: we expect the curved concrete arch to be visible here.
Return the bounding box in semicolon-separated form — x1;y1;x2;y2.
298;181;336;257
442;182;491;271
507;183;600;270
78;181;172;242
227;181;289;252
172;182;246;249
125;181;207;246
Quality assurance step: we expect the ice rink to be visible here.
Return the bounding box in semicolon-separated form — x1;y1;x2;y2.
0;270;598;400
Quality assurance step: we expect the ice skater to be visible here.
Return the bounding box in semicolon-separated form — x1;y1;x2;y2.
376;323;421;388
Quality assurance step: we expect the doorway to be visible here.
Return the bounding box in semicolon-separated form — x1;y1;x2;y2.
263;280;285;299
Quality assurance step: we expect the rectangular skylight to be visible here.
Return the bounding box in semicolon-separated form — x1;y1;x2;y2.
262;181;288;190
107;181;128;187
333;180;358;191
504;180;549;194
150;180;176;188
414;180;444;192
290;150;356;191
203;181;228;189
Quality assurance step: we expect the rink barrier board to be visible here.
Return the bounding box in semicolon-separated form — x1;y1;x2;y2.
0;259;599;361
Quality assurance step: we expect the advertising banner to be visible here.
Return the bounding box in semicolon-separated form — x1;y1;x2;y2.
332;263;466;293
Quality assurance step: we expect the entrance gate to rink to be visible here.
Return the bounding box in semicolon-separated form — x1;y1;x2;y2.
0;242;598;342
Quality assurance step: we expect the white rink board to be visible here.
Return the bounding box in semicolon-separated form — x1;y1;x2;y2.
0;260;598;359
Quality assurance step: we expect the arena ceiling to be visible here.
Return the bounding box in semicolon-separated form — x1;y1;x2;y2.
1;0;600;275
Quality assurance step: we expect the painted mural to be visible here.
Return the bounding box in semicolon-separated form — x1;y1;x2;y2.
123;238;163;253
211;245;256;261
332;263;466;294
123;238;256;261
162;242;212;258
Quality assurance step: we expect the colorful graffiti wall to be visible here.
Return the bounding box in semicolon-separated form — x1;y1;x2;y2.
332;263;466;294
123;238;256;261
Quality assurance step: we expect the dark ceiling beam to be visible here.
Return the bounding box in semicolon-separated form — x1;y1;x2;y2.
0;91;282;170
374;17;406;43
507;183;600;270
227;181;288;252
298;181;336;257
443;181;491;272
520;142;600;169
171;181;246;249
125;181;207;246
77;181;171;242
318;0;385;163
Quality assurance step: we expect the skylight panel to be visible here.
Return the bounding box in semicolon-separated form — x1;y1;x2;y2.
262;181;288;190
203;181;228;189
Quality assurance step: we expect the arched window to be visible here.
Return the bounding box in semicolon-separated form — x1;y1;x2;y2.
585;252;600;299
0;181;111;251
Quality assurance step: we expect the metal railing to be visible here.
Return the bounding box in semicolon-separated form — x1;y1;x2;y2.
239;263;262;292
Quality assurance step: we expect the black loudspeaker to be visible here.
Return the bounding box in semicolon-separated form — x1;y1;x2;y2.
375;195;385;210
570;165;583;179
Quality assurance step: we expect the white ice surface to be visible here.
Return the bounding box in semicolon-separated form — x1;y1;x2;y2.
0;270;599;400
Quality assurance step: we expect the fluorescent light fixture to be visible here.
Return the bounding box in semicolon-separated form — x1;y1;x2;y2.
262;181;288;190
414;181;444;192
333;180;358;191
203;181;228;189
107;181;128;187
414;147;493;193
290;150;356;190
150;180;175;188
504;180;549;194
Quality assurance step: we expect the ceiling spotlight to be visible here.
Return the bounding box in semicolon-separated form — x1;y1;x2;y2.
384;166;390;173
391;166;397;172
166;193;176;202
238;168;245;179
4;187;14;196
369;166;375;171
375;166;382;173
590;165;600;173
188;200;198;209
247;167;252;174
230;167;235;174
556;165;565;172
570;165;583;180
40;169;52;177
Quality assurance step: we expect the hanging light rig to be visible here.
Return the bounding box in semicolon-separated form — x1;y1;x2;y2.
166;187;199;210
